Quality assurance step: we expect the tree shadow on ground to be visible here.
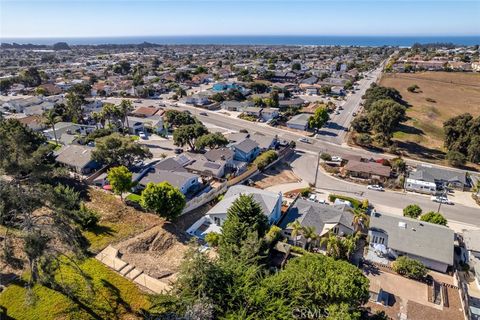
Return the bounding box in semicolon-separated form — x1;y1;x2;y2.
395;123;424;135
396;140;445;160
86;224;116;237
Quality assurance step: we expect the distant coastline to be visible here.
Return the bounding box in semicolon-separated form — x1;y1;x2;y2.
1;35;479;47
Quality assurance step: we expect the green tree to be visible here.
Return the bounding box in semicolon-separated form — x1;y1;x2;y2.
219;194;269;256
446;150;466;167
42;109;61;144
308;106;330;130
205;232;221;247
164;110;196;127
253;150;278;170
92;133;152;166
351;115;371;133
195;132;229;150
320;86;332;95
355;133;372;146
420;211;448;226
392;256;427;280
287;220;303;247
107;166;134;201
291;62;301;71
403;204;422;218
65;92;86;123
321;233;343;259
367;99;406;138
118;99;134;134
173;124;209;151
140;182;186;221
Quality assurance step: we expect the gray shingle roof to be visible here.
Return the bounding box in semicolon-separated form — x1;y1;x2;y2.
409;164;467;186
463;230;480;253
369;212;454;265
208;185;280;217
286;113;310;126
138;169;198;190
55;145;95;169
232;138;259;154
280;198;353;234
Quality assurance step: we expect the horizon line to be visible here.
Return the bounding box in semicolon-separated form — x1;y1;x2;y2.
2;34;480;40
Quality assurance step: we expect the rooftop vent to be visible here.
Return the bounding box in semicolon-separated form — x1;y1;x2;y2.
398;222;407;229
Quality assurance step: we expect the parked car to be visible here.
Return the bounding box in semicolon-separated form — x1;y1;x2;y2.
352;112;357;117
331;156;342;162
134;99;142;103
367;185;384;192
298;137;310;143
430;196;453;205
199;112;208;116
138;131;148;140
308;194;317;202
174;148;184;154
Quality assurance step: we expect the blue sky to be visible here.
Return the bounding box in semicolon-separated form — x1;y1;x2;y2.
1;0;479;38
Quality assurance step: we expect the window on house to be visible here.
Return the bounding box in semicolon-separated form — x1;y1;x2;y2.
213;217;221;225
333;226;339;234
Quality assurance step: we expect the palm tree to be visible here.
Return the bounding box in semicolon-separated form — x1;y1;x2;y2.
320;232;342;259
287;220;303;247
343;232;360;260
91;111;103;129
118;99;133;135
176;87;187;98
43;109;61;144
352;211;369;232
302;226;319;251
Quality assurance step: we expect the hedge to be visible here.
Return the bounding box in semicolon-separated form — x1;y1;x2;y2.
253;150;278;170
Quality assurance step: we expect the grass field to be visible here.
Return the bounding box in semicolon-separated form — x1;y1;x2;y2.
0;258;151;319
380;72;480;160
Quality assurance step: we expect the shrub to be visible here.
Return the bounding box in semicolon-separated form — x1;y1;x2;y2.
355;133;372;146
392;256;427;280
407;84;419;93
300;187;311;197
403;204;422;218
253;150;278;170
77;203;100;230
266;225;283;244
420;211;447;226
328;194;365;212
205;232;221;247
320;153;332;161
446;150;466;167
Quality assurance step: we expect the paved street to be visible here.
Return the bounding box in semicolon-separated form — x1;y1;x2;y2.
317;65;384;144
105;88;480;228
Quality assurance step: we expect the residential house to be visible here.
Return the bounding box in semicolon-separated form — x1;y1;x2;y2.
250;132;278;151
279;198;354;249
286;113;310;131
185;92;211;106
408;164;468;191
259;108;279;122
184;153;226;178
43;122;96;145
242;106;262;118
463;230;480;290
131;106;163;118
230;138;260;162
368;211;454;273
278;98;306;110
221;100;254;112
331;86;346;96
343;160;391;182
55;144;100;174
186;185;282;239
124;115;164;134
136;163;200;195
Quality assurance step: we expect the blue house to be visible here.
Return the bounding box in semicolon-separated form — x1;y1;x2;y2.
230;138;260;162
212;82;240;92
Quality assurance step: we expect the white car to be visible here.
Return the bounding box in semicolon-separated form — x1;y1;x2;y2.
298;137;310;143
331;156;342;162
430;196;453;205
367;185;384;192
138;131;148;140
308;194;317;202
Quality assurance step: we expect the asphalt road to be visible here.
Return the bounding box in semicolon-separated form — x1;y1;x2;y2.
317;66;384;144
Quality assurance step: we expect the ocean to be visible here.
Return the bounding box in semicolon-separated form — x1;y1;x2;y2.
1;35;479;47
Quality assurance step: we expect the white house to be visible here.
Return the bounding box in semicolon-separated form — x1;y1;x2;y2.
186;185;282;240
368;212;454;273
463;230;480;289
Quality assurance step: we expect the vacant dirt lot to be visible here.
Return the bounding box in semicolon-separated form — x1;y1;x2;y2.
253;162;301;189
380;72;480;157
